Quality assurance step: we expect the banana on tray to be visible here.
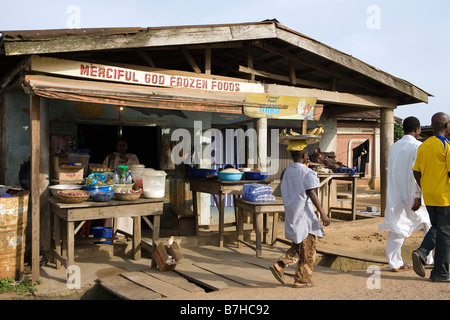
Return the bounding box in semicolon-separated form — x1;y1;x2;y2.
307;124;324;135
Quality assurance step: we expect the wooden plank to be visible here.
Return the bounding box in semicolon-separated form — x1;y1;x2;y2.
121;271;190;297
142;269;204;293
174;262;245;291
316;246;388;264
98;275;161;300
193;260;279;287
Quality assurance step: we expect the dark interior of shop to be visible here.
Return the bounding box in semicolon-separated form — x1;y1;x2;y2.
77;124;162;170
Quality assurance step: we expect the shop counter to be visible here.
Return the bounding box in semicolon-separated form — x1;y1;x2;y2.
49;196;164;269
189;178;273;247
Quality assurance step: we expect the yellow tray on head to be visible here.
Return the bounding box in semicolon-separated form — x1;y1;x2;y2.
278;135;323;145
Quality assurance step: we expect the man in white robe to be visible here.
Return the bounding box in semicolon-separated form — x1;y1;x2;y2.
270;145;330;287
379;116;434;271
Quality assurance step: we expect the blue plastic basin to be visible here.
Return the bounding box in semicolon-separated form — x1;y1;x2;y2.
218;171;243;181
188;168;217;179
244;171;269;180
83;185;113;196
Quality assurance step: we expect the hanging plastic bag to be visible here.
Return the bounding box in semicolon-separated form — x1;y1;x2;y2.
160;139;175;170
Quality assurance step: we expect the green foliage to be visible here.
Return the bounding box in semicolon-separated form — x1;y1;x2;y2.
394;123;404;141
0;276;40;296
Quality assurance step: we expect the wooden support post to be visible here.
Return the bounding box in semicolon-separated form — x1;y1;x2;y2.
40;98;50;253
257;118;267;171
30;95;41;283
380;108;395;216
247;45;254;81
205;47;211;75
0;92;5;185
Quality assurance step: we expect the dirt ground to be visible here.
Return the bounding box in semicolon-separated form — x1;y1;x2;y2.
165;197;450;301
163;218;449;302
1;197;448;302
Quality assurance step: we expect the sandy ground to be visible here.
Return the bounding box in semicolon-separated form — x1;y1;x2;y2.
1;196;448;302
163;216;449;301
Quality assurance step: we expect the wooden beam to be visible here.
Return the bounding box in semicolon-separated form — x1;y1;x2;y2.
180;47;201;74
0;57;30;92
238;65;330;90
276;27;430;103
253;41;386;95
135;48;155;68
265;82;397;109
30;95;41;283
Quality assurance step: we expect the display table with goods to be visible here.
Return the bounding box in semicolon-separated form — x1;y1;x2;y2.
280;128;361;221
189;167;272;247
49;196;164;269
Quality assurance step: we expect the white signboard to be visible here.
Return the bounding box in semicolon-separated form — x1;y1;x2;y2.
30;56;265;94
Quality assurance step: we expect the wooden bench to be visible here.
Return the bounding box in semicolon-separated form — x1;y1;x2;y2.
234;197;285;257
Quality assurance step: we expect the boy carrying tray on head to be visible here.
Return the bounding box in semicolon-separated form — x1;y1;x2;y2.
270;140;330;288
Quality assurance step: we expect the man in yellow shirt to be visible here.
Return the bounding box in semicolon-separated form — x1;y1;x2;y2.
412;112;450;282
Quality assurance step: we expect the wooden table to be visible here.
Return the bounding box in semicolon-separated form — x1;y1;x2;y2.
49;197;164;269
189;178;272;247
234;197;285;257
317;173;360;220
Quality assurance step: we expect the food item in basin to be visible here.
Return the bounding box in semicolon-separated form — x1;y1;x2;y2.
55;190;90;204
115;189;142;201
218;168;243;181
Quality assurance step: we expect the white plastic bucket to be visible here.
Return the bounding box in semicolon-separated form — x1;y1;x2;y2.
129;164;145;188
129;164;145;180
142;170;167;198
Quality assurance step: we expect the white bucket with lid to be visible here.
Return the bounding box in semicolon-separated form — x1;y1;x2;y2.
142;170;167;198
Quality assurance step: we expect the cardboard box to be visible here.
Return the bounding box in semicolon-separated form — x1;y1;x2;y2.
153;240;183;271
52;156;84;181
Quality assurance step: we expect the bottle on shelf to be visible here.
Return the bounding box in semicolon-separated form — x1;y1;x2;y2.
126;172;133;184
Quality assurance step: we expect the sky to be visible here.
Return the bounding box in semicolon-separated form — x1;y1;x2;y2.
1;0;449;126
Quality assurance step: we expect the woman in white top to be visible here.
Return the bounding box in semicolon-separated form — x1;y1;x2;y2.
103;137;139;170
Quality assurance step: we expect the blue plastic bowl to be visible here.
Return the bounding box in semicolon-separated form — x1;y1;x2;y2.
218;171;244;181
188;168;217;179
83;185;113;196
92;191;114;202
244;171;269;180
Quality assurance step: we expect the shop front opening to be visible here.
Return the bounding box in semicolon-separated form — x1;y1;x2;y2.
77;124;162;170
